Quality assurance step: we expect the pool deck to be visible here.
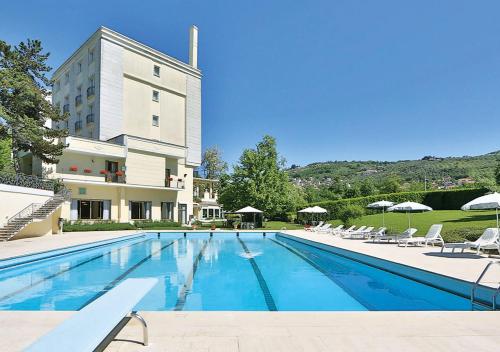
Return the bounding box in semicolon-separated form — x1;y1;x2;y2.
0;230;499;351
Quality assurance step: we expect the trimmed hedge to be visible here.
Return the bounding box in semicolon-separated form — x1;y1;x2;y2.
63;220;183;232
310;188;488;220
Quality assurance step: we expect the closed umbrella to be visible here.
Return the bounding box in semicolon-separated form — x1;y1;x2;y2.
388;201;432;229
461;192;500;228
367;200;394;227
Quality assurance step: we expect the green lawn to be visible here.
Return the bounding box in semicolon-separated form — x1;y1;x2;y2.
327;210;498;242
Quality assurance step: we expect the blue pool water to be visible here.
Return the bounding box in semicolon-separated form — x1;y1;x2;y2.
0;232;472;311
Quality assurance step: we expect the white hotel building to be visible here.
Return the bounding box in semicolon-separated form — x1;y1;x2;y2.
37;26;201;224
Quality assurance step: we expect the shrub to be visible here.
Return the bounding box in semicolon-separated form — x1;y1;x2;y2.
62;221;135;232
337;205;365;226
310;188;488;220
134;220;180;229
441;227;484;243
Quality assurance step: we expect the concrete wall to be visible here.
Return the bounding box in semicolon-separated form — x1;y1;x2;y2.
125;151;165;187
0;184;54;226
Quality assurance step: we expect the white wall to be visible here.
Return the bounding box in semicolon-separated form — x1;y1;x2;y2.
0;184;53;225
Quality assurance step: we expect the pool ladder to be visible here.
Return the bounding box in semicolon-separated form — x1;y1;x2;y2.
471;260;500;310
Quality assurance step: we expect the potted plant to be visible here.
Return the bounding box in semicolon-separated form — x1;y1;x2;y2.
69;165;78;172
210;221;216;230
115;170;124;177
99;169;108;175
83;168;92;174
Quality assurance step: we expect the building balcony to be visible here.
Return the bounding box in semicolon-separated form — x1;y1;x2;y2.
62;104;70;114
86;113;94;125
104;172;126;184
75;95;82;107
87;86;95;99
74;120;82;132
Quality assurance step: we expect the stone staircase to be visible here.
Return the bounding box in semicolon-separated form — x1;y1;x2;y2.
0;189;70;241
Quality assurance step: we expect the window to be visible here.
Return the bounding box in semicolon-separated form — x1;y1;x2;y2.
77;61;82;73
130;201;152;220
202;209;208;219
152;115;159;127
215;209;220;218
161;202;174;220
89;48;94;63
152;90;159;102
153;65;160;77
208;208;214;218
78;200;103;219
64;72;69;84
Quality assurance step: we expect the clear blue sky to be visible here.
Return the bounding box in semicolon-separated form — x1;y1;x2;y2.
1;0;499;167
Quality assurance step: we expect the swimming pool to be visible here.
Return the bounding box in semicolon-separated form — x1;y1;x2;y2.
0;232;476;311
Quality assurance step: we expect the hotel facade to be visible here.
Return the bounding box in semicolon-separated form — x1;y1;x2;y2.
24;26;202;224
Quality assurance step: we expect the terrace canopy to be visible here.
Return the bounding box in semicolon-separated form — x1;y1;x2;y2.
235;206;263;229
298;206;327;225
461;192;500;228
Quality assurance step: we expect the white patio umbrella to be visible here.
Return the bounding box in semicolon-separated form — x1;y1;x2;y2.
367;200;394;227
235;206;263;228
298;207;313;213
461;192;500;228
387;201;432;229
310;206;327;213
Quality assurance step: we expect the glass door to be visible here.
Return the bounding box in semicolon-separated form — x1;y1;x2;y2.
178;203;187;224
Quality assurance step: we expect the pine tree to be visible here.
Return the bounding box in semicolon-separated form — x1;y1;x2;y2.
0;39;67;173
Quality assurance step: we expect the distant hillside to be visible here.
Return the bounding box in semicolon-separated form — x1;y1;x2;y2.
288;150;500;189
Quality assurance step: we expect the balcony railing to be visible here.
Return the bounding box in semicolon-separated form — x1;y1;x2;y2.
75;95;82;107
86;113;94;124
87;86;95;98
105;173;126;184
62;104;70;114
75;120;82;132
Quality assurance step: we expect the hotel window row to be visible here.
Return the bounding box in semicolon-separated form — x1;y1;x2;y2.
70;200;176;221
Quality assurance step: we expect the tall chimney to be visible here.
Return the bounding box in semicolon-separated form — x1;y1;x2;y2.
189;25;198;69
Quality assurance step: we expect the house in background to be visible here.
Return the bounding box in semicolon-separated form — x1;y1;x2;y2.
20;26;201;225
193;177;224;222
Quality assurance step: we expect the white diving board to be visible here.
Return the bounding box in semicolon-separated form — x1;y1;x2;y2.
25;278;158;352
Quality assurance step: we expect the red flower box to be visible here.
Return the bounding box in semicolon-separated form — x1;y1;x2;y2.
99;169;108;175
69;165;78;172
115;171;124;176
83;168;92;173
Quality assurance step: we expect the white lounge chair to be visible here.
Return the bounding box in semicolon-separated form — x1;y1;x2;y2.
342;225;366;238
368;227;387;241
306;221;324;232
316;223;332;233
348;226;375;239
338;225;356;236
398;224;444;247
441;228;500;254
375;228;417;243
330;224;344;235
25;278;158;352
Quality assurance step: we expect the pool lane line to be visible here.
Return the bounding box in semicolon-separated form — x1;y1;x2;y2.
79;238;180;310
269;238;373;310
0;238;151;304
174;237;212;311
237;237;278;311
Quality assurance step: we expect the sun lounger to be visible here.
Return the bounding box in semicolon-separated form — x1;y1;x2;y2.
342;225;366;238
368;227;387;241
25;278;158;352
398;224;443;247
348;226;375;239
316;223;332;233
374;228;417;243
441;228;500;254
306;221;324;232
330;224;344;235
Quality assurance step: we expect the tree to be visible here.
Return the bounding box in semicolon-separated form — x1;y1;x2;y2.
0;39;67;173
200;146;227;179
0;137;13;172
379;175;402;194
496;161;500;186
359;179;377;196
337;204;365;226
219;135;305;219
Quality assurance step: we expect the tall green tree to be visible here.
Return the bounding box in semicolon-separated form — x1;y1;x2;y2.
0;136;13;172
495;161;500;186
219;135;305;219
200;146;227;179
0;39;67;173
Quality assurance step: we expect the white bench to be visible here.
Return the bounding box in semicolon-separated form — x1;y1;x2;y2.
25;278;158;352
